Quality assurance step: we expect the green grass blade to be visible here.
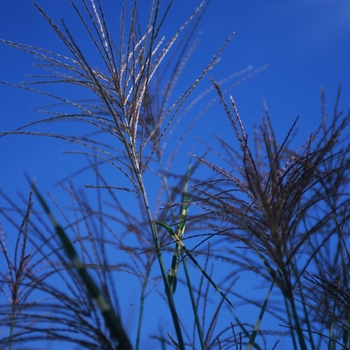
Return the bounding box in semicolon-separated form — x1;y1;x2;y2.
156;222;234;309
228;310;263;350
247;282;274;350
31;182;132;350
157;162;191;296
160;191;191;295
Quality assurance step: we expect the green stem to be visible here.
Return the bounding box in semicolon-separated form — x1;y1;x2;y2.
158;158;205;348
181;251;206;349
283;273;308;350
131;149;185;349
135;269;151;350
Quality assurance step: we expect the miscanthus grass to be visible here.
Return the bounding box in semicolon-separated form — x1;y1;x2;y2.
0;1;349;349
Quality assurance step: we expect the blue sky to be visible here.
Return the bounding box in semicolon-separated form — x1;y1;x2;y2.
1;0;350;348
1;0;349;190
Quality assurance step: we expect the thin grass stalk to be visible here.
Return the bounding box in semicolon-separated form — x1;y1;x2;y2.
247;249;300;350
279;262;309;349
246;282;274;350
282;292;299;350
292;261;316;350
342;290;350;348
328;300;338;350
228;311;263;350
279;269;308;350
130;150;185;348
135;269;151;350
340;234;350;348
328;290;339;350
181;250;206;350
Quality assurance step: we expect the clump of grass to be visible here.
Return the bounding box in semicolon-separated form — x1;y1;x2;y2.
192;83;350;349
1;1;350;349
0;1;237;349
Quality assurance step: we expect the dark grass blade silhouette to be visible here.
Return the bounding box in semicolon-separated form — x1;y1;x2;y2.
28;176;132;350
